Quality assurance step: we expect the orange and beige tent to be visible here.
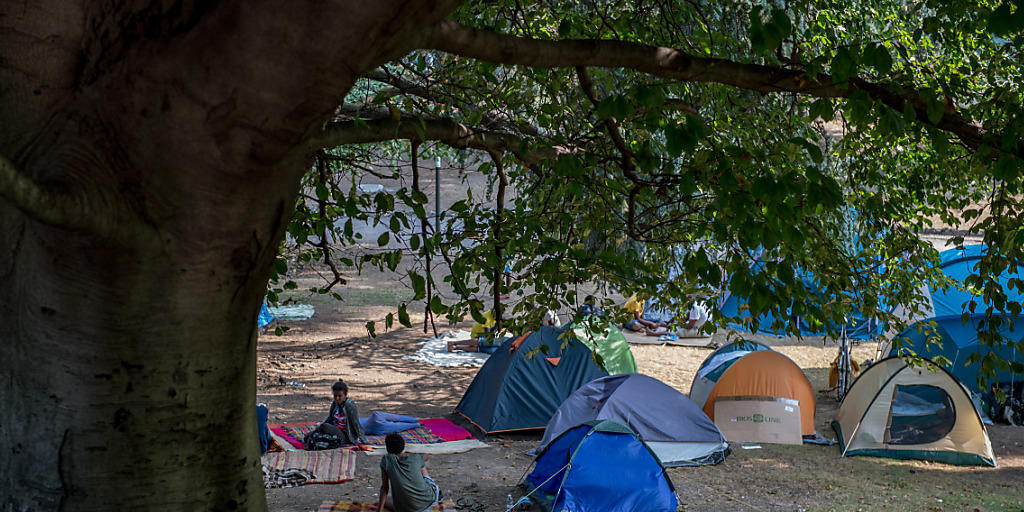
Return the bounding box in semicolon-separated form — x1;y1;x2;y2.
690;342;816;436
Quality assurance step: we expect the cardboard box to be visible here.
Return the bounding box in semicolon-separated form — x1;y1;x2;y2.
714;396;802;445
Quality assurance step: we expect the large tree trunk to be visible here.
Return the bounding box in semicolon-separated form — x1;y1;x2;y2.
0;1;459;509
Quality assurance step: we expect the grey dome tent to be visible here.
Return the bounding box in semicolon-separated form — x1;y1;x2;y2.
535;373;730;467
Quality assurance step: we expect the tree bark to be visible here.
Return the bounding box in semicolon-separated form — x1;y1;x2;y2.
0;1;460;509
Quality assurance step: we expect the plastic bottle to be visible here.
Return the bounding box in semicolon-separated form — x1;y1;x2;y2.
506;493;514;511
288;381;306;388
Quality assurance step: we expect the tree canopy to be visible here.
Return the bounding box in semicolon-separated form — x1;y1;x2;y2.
281;1;1024;384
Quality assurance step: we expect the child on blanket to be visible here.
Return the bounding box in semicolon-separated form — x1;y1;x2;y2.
314;379;366;445
377;433;441;512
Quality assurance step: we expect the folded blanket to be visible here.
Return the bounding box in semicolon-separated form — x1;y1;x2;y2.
262;465;315;489
262;449;356;484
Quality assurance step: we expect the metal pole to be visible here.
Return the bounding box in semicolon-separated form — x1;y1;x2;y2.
435;157;441;231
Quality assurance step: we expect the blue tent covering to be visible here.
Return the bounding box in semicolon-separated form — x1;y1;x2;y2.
525;420;677;512
890;245;1024;394
718;260;883;340
454;325;609;433
257;302;275;329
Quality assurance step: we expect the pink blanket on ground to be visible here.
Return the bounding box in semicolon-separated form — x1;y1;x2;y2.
418;418;473;442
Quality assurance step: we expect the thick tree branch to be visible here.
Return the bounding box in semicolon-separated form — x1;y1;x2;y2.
423;20;988;151
306;117;565;164
0;153;156;243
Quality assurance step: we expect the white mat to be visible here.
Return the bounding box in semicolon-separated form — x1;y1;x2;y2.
268;304;315;321
403;330;492;367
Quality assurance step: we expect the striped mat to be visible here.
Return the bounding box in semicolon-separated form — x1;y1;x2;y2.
261;448;356;484
317;501;456;512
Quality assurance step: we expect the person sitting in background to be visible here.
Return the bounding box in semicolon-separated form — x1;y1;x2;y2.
449;310;501;353
579;295;605;317
311;380;365;446
377;433;441;512
541;309;561;327
623;293;668;334
678;301;711;337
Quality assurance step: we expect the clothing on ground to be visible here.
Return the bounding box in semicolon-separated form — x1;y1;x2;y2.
380;453;438;512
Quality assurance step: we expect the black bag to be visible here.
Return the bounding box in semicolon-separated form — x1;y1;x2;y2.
989;382;1024;426
303;430;343;450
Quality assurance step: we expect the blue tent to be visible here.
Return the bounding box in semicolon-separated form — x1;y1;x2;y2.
718;260;883;340
525;419;677;512
888;245;1024;394
454;325;610;433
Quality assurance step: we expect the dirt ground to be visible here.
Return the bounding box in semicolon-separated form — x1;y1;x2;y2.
259;264;1024;512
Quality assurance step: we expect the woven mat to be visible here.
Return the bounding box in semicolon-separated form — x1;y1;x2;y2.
261;448;356;484
317;501;456;512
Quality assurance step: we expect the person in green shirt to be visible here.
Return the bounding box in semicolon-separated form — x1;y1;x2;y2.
377;433;440;512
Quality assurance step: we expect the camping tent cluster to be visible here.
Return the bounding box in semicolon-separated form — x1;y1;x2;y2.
445;264;1015;509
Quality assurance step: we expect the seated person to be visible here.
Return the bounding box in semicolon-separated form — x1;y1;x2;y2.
678;301;711;337
541;309;561;327
579;295;605;317
313;380;366;445
623;293;668;334
377;433;441;512
449;311;501;353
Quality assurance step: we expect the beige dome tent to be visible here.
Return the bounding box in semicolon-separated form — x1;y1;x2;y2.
832;357;995;466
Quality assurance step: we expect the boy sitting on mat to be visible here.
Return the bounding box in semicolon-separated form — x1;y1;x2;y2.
377;433;441;512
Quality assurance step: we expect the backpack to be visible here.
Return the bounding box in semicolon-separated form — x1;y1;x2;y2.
303;430;343;450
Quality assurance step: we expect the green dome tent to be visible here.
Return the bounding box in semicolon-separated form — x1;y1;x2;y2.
571;317;638;375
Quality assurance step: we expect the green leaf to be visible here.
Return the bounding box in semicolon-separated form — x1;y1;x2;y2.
809;98;835;122
988;4;1014;35
558;19;572;37
365;321;376;338
398;304;412;327
789;137;823;163
385;312;394;330
377;231;390;246
409;271;426;300
429;296;447;314
926;97;945;125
